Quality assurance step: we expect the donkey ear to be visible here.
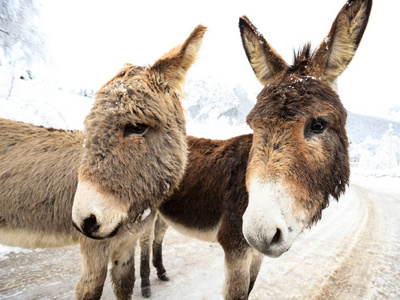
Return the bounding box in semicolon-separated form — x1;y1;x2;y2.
310;0;372;85
239;16;288;86
149;25;207;93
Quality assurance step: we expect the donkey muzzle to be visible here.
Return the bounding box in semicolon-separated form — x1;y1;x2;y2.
72;180;128;239
72;216;120;240
243;179;305;257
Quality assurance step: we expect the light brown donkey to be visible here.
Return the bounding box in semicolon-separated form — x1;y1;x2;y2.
0;25;206;299
147;0;372;299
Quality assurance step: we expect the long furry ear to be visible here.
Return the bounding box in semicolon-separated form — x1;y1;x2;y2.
149;25;207;94
239;16;287;86
310;0;372;85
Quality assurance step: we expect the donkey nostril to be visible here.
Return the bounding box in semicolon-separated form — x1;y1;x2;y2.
82;214;100;234
271;228;281;245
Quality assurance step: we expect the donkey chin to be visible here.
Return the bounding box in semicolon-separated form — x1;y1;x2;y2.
242;178;306;258
72;181;129;240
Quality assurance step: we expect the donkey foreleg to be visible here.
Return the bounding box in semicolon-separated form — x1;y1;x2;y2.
152;214;170;281
248;252;263;296
110;238;137;300
76;239;110;300
139;219;155;298
222;247;255;300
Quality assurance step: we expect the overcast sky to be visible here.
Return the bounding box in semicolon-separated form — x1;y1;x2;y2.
38;0;399;117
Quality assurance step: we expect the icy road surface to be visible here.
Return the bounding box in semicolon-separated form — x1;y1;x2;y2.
1;174;399;299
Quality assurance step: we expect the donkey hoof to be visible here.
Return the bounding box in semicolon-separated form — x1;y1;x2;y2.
141;286;151;298
158;271;170;281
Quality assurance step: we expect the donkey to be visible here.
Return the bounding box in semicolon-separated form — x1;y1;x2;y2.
0;25;206;300
145;1;372;299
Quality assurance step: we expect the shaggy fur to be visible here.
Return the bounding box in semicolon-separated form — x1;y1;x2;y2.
0;24;206;300
139;1;372;299
74;25;207;240
0;122;83;247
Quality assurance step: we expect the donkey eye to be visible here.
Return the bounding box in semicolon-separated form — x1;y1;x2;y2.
310;119;325;133
123;123;148;137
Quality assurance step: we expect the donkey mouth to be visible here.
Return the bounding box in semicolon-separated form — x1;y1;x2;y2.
72;221;121;240
72;208;152;239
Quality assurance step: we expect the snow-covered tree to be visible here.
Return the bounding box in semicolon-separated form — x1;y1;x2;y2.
0;0;46;98
350;124;400;176
185;77;255;125
0;0;45;66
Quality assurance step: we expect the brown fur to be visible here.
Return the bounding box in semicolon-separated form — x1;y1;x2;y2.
142;1;372;299
0;25;206;300
245;69;349;223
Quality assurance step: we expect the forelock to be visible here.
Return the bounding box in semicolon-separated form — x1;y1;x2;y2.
288;43;314;74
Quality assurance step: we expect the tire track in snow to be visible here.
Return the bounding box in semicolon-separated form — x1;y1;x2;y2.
310;184;383;299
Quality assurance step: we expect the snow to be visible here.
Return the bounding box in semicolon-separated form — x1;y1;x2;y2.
0;66;92;130
0;245;30;261
381;105;400;122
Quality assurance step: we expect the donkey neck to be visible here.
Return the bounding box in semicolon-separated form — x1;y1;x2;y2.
159;134;253;236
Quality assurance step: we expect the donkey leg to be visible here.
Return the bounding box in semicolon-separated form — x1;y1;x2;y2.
152;214;170;281
248;251;263;296
222;247;253;300
110;238;137;300
139;217;156;298
75;240;110;300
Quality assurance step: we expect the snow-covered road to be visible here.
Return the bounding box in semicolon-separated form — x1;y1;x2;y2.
1;174;399;299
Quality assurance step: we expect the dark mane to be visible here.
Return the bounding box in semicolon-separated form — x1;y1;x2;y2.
288;43;314;74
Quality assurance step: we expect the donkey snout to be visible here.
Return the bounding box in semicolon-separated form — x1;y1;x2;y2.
270;228;282;245
82;214;100;235
243;179;304;257
72;180;128;239
243;216;289;258
260;226;289;257
73;213;120;240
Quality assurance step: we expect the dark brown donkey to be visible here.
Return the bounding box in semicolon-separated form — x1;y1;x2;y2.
146;1;372;299
0;25;206;299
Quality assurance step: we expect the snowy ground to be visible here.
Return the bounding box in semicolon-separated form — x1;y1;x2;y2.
0;173;399;299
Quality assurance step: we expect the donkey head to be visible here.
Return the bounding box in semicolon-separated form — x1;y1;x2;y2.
240;0;372;257
72;25;206;239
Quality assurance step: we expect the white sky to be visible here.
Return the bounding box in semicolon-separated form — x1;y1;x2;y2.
38;0;399;117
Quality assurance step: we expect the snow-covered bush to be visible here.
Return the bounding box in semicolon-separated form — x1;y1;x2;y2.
185;77;256;126
350;124;400;176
